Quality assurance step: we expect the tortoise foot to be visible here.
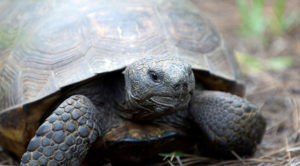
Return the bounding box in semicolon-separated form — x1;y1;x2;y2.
189;90;266;157
20;95;101;166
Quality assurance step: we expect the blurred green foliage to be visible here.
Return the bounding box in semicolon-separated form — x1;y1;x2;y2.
265;56;293;70
269;0;299;35
236;51;294;72
236;0;266;38
236;51;264;72
235;0;298;72
235;0;299;38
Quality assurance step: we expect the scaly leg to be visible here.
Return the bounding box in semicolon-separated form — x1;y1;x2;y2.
20;95;102;166
189;90;266;157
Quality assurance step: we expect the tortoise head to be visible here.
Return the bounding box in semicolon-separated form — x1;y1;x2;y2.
123;56;195;120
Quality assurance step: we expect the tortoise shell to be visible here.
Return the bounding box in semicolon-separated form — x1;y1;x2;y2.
0;0;244;157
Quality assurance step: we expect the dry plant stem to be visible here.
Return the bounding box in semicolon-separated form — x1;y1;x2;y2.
167;160;175;166
231;151;247;166
285;137;292;165
292;96;300;131
175;156;183;166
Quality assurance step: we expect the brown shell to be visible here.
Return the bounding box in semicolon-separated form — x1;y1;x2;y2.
0;0;243;113
0;0;243;156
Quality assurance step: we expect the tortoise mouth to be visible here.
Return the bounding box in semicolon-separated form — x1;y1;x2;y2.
124;91;193;120
149;92;192;108
150;96;175;107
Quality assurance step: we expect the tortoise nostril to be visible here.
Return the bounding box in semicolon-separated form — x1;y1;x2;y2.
183;83;188;90
173;83;181;91
173;82;188;91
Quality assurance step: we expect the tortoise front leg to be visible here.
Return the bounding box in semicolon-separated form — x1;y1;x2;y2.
20;95;102;166
188;90;266;157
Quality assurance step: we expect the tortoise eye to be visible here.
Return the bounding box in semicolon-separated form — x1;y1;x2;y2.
148;70;159;82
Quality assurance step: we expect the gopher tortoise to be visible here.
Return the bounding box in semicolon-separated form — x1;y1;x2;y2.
0;0;266;165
